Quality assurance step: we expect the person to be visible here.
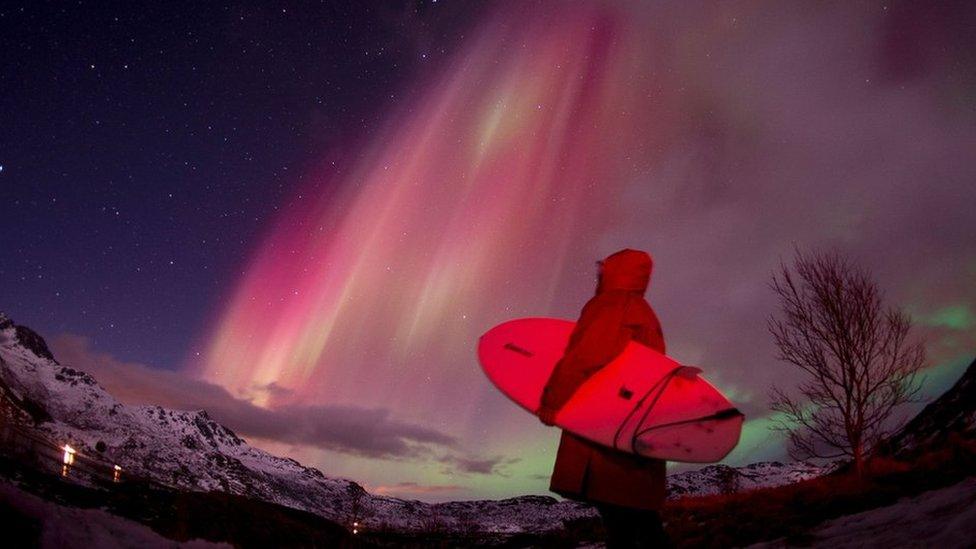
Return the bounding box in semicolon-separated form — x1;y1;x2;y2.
537;248;671;548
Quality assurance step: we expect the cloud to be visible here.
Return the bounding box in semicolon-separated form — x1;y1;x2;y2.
254;381;295;400
49;334;456;459
438;454;521;476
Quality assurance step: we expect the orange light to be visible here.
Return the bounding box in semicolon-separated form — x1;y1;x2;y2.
62;445;76;465
61;445;77;477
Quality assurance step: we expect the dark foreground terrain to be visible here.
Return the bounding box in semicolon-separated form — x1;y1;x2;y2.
0;454;358;548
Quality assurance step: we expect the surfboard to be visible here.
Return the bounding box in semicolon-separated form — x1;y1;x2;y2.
478;317;743;463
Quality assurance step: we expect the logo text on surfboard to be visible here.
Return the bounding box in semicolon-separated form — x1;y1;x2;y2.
503;342;534;357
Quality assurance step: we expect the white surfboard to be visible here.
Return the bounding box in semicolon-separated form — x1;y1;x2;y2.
478;317;743;463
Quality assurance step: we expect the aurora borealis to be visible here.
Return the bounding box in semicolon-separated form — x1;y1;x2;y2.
3;2;975;502
197;6;647;413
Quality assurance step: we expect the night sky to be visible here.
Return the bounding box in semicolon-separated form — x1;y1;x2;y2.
1;1;482;367
2;1;975;502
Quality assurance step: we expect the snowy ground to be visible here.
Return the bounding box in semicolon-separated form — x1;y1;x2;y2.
749;477;976;549
0;478;225;548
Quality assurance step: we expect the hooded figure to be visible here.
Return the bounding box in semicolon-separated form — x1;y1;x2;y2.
538;249;669;546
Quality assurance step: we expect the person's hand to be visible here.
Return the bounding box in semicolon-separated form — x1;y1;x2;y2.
537;405;559;426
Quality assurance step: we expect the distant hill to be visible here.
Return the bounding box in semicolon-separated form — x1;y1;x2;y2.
885;356;976;456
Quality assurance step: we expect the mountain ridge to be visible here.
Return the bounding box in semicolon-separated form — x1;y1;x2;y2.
884;356;976;456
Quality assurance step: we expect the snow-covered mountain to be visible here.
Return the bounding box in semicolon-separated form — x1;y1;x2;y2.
0;313;828;535
667;461;829;499
885;357;976;456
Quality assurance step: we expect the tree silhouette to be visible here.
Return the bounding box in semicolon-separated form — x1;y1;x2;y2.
767;249;925;477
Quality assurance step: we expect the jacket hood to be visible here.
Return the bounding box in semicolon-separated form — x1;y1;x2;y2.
597;249;653;294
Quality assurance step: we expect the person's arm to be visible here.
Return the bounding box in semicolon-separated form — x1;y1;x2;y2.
538;296;630;424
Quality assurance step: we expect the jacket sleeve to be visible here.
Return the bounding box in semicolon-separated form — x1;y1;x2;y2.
540;295;631;412
632;301;666;355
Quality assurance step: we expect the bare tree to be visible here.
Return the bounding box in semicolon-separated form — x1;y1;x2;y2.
715;465;741;495
767;249;925;477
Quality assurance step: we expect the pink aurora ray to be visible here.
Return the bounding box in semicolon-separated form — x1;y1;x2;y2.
195;4;673;417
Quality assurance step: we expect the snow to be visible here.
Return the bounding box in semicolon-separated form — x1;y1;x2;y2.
749;477;976;548
0;478;225;548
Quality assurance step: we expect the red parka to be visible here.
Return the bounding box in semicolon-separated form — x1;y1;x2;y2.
540;249;667;510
